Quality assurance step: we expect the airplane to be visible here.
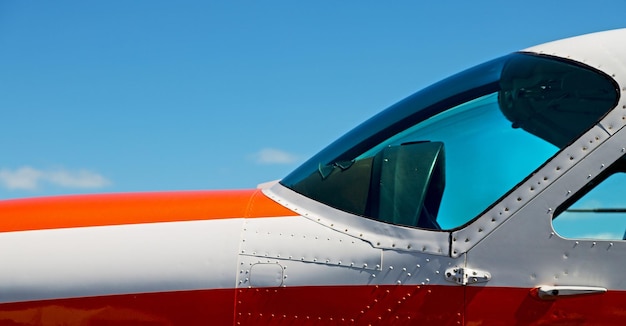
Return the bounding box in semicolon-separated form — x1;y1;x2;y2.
1;28;626;325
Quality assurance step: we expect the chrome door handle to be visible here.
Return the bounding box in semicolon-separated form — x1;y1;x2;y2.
535;286;607;300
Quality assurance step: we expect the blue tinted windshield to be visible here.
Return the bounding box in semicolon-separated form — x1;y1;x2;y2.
281;53;619;230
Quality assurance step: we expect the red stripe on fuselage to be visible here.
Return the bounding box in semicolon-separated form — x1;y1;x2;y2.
0;189;296;232
2;285;624;325
0;285;463;326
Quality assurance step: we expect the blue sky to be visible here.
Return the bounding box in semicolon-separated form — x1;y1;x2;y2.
1;1;625;199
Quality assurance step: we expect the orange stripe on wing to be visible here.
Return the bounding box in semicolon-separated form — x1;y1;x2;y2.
0;189;297;232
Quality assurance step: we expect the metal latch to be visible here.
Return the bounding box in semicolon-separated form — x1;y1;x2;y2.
445;267;491;285
534;285;607;300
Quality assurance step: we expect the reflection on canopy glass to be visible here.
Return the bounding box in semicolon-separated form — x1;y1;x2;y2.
282;53;619;230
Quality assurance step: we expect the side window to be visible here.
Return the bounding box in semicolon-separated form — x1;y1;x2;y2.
553;171;626;240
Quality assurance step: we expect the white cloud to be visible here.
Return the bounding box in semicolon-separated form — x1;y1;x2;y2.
0;167;44;190
0;166;111;191
252;148;300;165
46;169;111;188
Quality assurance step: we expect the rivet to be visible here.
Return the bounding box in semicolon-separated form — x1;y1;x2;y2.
389;266;394;270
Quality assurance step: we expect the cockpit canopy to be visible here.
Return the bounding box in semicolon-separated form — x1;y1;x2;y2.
281;53;619;230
